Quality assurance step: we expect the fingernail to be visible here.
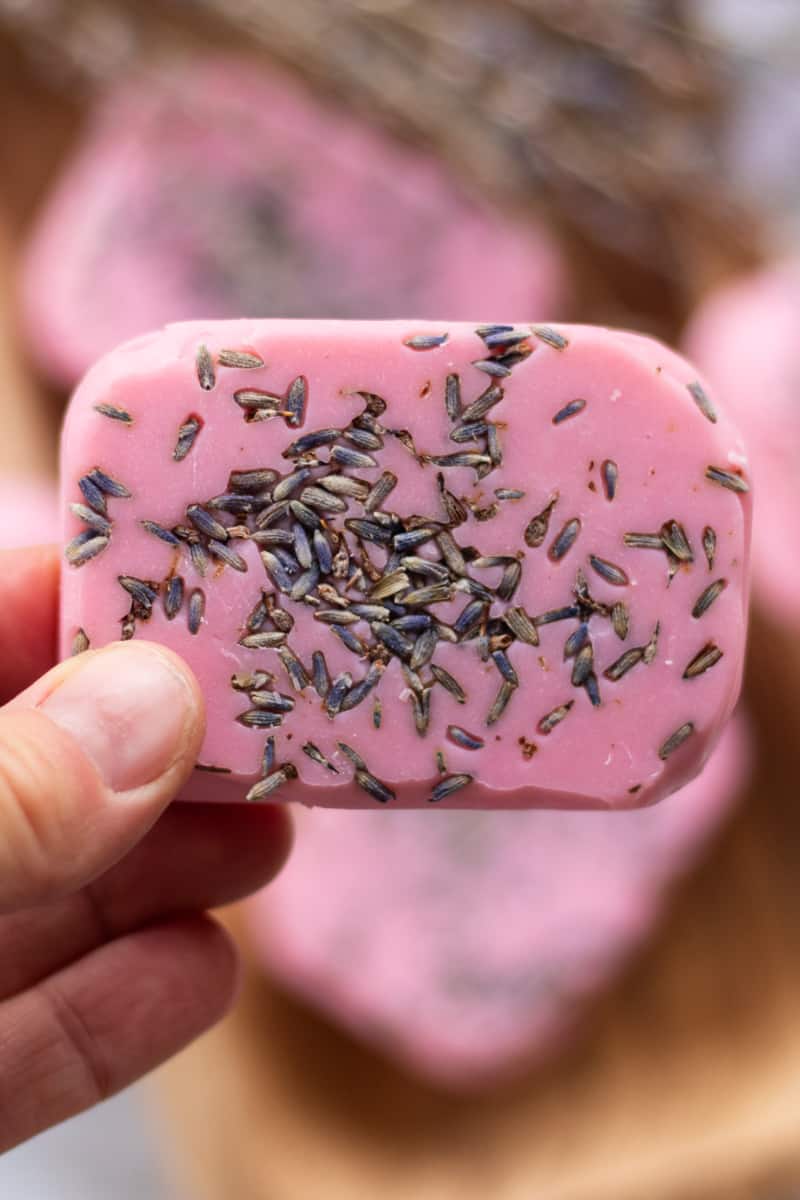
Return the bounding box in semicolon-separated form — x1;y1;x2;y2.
40;644;198;793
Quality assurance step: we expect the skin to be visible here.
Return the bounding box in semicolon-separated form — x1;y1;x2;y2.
0;544;293;1153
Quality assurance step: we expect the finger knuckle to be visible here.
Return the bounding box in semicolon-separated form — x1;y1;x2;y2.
38;980;112;1105
0;719;80;901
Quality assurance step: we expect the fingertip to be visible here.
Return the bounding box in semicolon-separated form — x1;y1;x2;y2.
0;641;207;910
36;639;206;798
237;801;295;884
172;912;243;1020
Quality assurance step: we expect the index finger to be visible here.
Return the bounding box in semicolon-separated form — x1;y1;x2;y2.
0;544;60;703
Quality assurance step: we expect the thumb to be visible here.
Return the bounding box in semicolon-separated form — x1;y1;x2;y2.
0;641;205;911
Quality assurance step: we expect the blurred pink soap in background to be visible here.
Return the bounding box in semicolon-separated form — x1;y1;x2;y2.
0;478;57;548
19;56;565;388
685;261;800;627
245;714;750;1089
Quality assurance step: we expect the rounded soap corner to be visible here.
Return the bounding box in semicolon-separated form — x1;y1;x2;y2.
68;324;172;403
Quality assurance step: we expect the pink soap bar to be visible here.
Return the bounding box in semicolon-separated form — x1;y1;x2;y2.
685;262;799;626
246;715;750;1088
59;320;751;809
20;57;563;387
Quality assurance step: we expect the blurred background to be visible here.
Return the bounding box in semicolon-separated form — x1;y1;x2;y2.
1;2;799;1198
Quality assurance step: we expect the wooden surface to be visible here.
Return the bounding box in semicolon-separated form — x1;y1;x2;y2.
0;224;57;477
0;35;81;476
153;619;800;1200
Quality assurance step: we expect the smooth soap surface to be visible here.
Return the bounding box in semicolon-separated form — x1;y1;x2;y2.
246;715;749;1087
21;56;562;386
59;320;751;809
685;261;798;626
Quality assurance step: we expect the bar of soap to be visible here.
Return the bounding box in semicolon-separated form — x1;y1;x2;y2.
59;320;751;809
685;261;798;626
20;56;563;387
245;715;750;1088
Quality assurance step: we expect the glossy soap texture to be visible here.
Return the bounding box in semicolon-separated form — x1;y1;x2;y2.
246;716;750;1088
59;320;751;809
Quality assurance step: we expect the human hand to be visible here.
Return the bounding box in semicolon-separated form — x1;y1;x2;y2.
0;545;292;1153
